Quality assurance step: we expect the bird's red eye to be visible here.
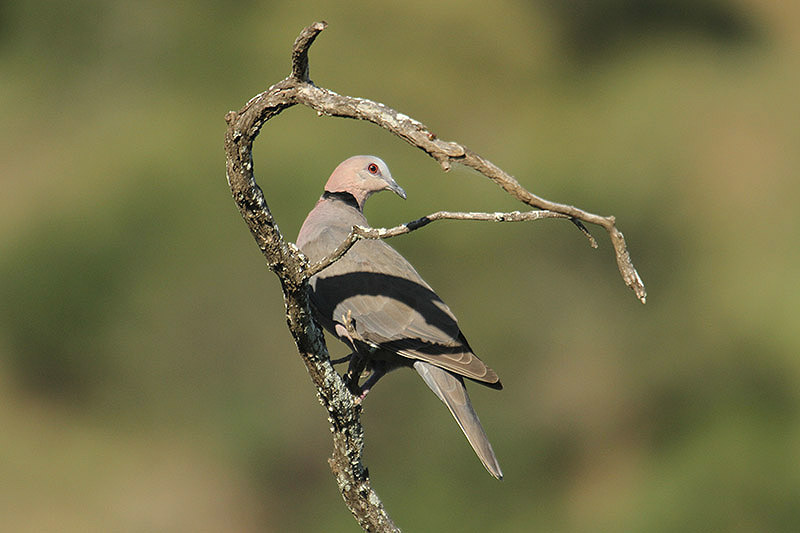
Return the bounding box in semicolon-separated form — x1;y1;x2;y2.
367;163;379;174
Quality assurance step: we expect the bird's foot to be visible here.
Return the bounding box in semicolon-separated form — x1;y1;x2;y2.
357;385;372;402
342;372;374;404
349;383;373;406
353;368;385;402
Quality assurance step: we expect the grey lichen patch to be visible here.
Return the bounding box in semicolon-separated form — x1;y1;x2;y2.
435;139;466;157
395;112;424;129
287;241;303;257
367;491;383;506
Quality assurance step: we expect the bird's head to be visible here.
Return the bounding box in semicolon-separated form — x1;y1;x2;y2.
324;155;406;210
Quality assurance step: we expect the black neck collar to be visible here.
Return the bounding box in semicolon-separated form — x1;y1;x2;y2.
322;191;359;209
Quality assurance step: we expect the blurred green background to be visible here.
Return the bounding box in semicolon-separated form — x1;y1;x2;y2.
2;0;798;531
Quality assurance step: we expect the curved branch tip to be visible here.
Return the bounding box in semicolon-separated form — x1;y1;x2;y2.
291;21;329;81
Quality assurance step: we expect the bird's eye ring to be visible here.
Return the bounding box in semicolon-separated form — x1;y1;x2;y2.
367;163;379;174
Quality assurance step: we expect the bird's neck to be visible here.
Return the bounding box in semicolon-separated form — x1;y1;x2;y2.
322;191;361;211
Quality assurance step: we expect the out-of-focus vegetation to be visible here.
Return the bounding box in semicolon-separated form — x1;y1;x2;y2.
1;1;798;531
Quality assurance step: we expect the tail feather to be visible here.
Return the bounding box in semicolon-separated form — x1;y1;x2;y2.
414;361;503;480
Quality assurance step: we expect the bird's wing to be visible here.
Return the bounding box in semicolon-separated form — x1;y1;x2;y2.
310;237;500;386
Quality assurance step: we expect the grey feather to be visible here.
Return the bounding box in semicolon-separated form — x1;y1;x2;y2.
414;361;503;479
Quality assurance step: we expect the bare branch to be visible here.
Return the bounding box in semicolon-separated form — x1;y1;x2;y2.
291;84;646;303
224;20;647;532
225;24;399;532
291;21;327;82
306;209;573;279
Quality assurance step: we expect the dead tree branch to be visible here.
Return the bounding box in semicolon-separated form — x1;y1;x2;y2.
224;20;646;532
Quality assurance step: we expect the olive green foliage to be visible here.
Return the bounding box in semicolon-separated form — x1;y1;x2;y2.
1;1;798;531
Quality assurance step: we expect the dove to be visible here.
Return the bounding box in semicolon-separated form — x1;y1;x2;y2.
297;155;503;479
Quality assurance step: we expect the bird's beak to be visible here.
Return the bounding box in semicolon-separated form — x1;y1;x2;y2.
385;178;407;200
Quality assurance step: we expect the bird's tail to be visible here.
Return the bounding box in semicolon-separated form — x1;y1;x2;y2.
413;361;503;480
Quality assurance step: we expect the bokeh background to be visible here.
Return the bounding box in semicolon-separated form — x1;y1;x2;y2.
2;1;798;531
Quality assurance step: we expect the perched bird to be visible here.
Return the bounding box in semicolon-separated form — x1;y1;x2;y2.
297;155;503;479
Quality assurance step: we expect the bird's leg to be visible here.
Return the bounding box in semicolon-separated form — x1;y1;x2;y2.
344;352;367;396
336;310;370;396
329;353;353;365
355;365;389;401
